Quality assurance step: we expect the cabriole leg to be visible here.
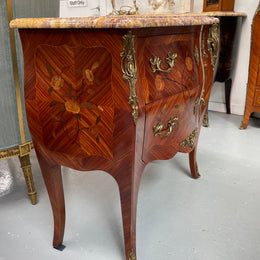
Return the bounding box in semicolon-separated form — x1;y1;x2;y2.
189;146;200;179
115;162;143;260
240;111;251;130
36;150;65;249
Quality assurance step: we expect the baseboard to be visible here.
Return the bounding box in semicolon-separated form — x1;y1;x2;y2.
208;101;245;115
208;102;226;113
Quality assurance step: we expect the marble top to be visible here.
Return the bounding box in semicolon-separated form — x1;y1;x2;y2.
197;11;247;17
10;14;219;29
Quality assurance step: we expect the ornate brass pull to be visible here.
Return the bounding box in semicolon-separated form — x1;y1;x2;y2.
153;117;178;137
194;45;199;65
150;52;177;73
194;89;206;114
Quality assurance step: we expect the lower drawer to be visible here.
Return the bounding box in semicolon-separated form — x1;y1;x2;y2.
142;88;200;164
254;89;260;107
256;69;260;86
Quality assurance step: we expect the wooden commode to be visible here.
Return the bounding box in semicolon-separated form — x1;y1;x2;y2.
10;15;218;260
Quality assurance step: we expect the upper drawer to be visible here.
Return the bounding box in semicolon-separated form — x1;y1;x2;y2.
137;32;202;104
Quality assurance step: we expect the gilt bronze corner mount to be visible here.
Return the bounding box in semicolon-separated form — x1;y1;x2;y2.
180;127;198;148
121;31;139;125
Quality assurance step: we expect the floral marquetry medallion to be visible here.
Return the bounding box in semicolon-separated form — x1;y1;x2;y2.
34;45;114;159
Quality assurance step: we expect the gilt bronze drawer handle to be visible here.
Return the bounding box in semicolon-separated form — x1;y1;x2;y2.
194;45;199;65
150;52;177;73
153;117;179;137
194;89;206;114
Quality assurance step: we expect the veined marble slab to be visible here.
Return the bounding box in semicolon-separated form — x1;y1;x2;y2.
10;14;218;29
196;11;247;17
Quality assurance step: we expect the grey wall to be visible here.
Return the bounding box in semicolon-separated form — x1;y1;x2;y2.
0;0;59;149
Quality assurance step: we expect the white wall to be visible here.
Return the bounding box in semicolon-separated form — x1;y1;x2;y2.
60;0;260;115
60;0;108;16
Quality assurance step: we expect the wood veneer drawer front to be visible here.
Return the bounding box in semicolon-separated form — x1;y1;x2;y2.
256;68;260;86
142;88;200;164
253;89;260;107
140;32;201;104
